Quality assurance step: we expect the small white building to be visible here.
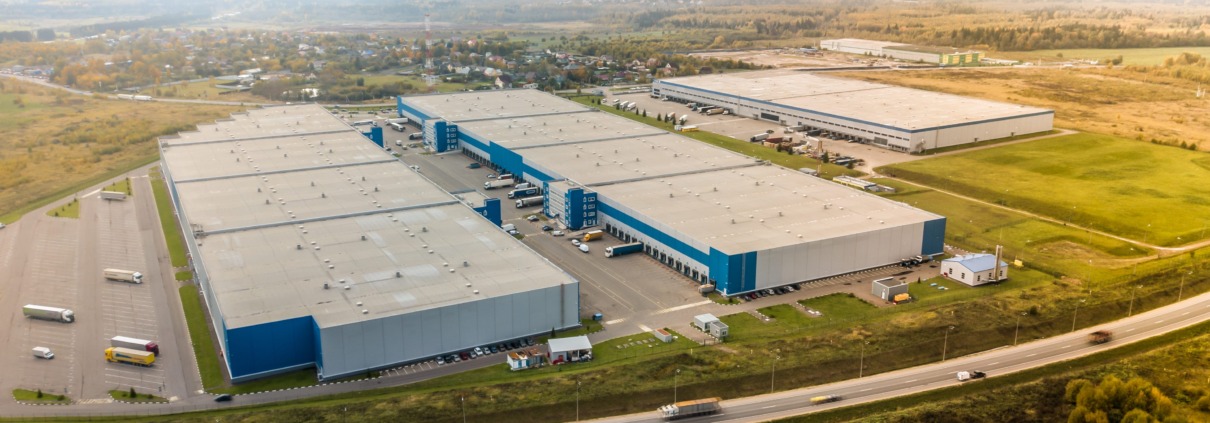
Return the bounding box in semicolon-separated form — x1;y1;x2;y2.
693;313;729;339
547;336;593;364
941;254;1008;286
506;347;545;371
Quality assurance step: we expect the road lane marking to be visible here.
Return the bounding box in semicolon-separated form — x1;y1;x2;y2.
1126;328;1135;332
1183;312;1190;316
1060;345;1070;349
860;388;872;392
654;300;712;314
637;324;652;332
1155;320;1164;323
1027;353;1037;357
762;405;776;409
905;379;917;383
989;362;999;365
604;318;626;325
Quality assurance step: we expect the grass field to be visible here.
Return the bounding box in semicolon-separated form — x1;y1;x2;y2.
159;80;262;103
565;95;862;179
149;168;188;268
11;388;69;403
109;389;169;403
881;132;1210;247
45;197;79;218
0;79;239;224
997;46;1210;66
103;178;132;196
179;285;224;391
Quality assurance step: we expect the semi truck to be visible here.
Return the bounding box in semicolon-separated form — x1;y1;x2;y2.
750;133;770;142
111;336;160;355
658;397;721;420
1088;330;1113;344
105;347;155;366
132;95;152;101
605;242;643;258
507;187;540;199
515;196;544;208
23;304;74;323
583;230;605;242
117;94;135;100
103;268;143;284
485;180;513;190
957;370;987;381
99;191;127;201
810;395;842;405
706;108;725;115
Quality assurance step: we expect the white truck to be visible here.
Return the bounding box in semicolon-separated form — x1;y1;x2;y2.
116;94;135;100
23;304;75;323
132;95;152;101
111;336;160;355
485;180;513;190
99;191;127;201
32;347;54;359
515;196;544;208
103;268;143;284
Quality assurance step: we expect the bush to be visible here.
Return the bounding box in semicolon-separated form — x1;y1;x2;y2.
36;389;42;399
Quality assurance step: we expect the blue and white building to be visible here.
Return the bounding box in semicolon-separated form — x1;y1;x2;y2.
652;70;1054;152
397;90;947;296
941;253;1009;286
159;105;579;382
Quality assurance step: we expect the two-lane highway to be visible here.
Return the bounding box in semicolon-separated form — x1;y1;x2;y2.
591;289;1210;422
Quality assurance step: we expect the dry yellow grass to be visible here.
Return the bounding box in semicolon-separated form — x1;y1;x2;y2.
0;79;241;221
835;67;1210;149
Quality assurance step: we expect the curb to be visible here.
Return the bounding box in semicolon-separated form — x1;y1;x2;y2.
12;394;72;406
226;375;382;397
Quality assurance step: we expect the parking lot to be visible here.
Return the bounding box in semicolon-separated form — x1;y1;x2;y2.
0;173;193;403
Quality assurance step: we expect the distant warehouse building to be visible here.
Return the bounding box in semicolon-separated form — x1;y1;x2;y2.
397;90;946;297
820;38;983;65
159;105;579;382
652;70;1053;152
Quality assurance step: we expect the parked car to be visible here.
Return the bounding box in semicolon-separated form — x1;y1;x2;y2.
436;356;446;365
486;174;496;179
459;352;470;361
214;394;233;402
571;239;582;246
490;345;499;354
551;230;565;237
527;215;539;222
524;337;535;346
541;225;553;231
510;341;521;349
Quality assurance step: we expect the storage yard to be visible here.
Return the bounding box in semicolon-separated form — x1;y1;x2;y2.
158;105;580;382
398;89;946;296
652;69;1054;152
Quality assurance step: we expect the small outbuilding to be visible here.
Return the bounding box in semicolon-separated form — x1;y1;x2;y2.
547;336;593;364
872;277;909;301
653;328;674;343
506;347;545;371
941;253;1008;286
693;313;729;339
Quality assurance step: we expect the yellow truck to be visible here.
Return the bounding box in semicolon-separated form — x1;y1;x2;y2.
583;230;605;242
105;347;155;367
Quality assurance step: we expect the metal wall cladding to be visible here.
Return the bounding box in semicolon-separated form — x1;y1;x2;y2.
752;222;926;291
316;283;578;380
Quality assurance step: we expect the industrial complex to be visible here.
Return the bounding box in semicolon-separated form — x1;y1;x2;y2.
652;70;1054;152
820;38;984;65
398;89;946;297
158;105;580;382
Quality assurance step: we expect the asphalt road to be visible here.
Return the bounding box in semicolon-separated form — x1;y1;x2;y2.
589;289;1210;423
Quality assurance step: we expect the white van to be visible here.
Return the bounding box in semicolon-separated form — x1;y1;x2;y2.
33;347;54;359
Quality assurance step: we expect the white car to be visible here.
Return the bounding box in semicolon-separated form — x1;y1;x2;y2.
551;230;565;237
579;244;590;253
571;239;582;246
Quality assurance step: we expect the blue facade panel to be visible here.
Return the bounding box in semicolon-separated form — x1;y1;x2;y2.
598;201;708;265
473;198;503;227
564;188;584;230
225;316;317;382
396;96;433;126
922;217;947;256
707;249;758;295
362;127;384;147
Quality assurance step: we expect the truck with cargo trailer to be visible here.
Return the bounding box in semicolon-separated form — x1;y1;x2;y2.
23;305;74;323
658;398;721;420
103;268;143;284
706;108;725;115
750;133;769;142
1088;330;1113;344
99;191;127;201
507;187;540;199
605;242;644;258
105;347;155;366
515;196;544;208
132;95;152;101
111;336;160;356
810;395;842;405
582;230;605;242
485;180;513;190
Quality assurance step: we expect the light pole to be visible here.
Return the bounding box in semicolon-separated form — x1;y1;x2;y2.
462;396;466;423
1013;312;1027;346
941;326;955;361
1087;259;1094;295
1128;285;1141;316
770;356;779;393
1071;299;1085;332
576;380;581;422
859;341;870;378
1179;270;1193;301
673;369;680;403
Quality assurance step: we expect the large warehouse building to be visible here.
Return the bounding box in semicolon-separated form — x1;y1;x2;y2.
397;90;946;296
652;70;1053;152
159;105;579;382
820;38;984;65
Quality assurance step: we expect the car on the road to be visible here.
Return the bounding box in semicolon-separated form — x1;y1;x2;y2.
541;225;553;231
486;174;496;179
214;394;233;402
571;239;582;246
810;395;841;405
0;223;5;229
527;215;540;222
551;230;565;237
957;370;986;381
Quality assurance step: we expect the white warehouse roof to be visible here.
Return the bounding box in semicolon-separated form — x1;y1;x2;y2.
161;105;577;329
656;70;1052;132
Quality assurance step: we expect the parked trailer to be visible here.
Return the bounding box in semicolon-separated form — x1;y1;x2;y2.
706;108;725;115
658;398;721;420
515;196;544;208
132;95;152;101
484;180;513;190
605;242;644;258
105;347;155;367
116;94;135;100
99;191;127;201
583;230;605;242
507;187;540;199
23;304;74;323
750;133;769;142
111;336;160;356
103;268;143;284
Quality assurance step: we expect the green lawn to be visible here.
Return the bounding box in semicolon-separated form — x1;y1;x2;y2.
175;270;193;281
149;168;188;267
46;198;80;219
565;95;862;179
11;388;69;403
103;178;133;196
998;46;1210;66
109;389;169;403
179;285;223;391
880;132;1210;246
